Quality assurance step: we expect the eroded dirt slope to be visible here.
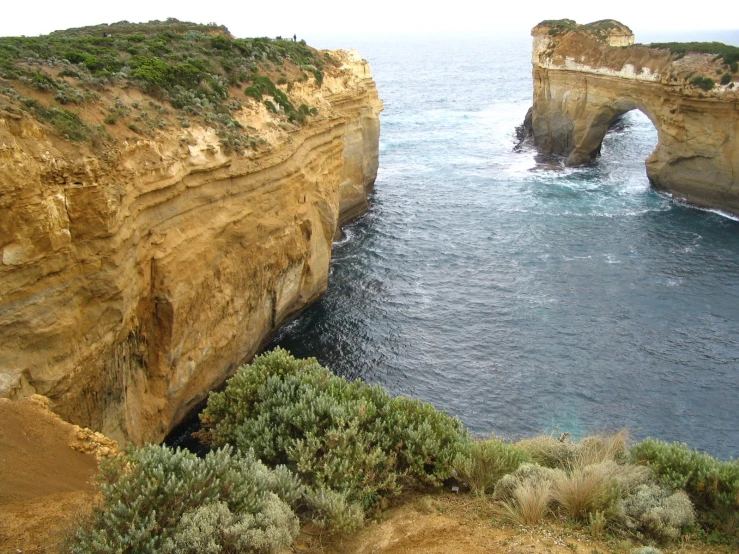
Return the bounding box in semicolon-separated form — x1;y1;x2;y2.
0;396;115;554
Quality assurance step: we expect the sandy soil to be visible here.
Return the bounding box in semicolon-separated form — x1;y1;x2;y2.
0;397;101;554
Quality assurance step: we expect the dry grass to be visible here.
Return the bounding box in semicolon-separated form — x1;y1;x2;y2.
495;481;552;526
551;465;617;521
516;430;629;471
572;431;628;469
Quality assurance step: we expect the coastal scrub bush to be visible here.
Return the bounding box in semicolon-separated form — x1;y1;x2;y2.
244;75;296;115
690;76;715;91
720;73;732;85
304;487;365;534
622;484;695;542
630;439;739;519
452;438;530;496
649;42;739;65
0;20;328;145
199;348;468;525
70;444;301;553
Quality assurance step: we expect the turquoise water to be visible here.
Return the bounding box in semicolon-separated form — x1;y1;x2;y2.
268;34;739;459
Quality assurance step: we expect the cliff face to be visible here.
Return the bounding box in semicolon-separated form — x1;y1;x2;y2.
529;20;739;214
0;50;382;445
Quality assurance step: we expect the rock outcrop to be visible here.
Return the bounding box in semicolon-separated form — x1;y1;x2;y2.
528;20;739;214
0;49;382;445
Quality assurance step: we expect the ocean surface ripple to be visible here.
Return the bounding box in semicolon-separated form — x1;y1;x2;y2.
270;34;739;459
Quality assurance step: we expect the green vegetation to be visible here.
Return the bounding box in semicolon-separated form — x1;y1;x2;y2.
72;350;739;552
199;348;468;527
648;41;739;65
452;438;530;496
631;439;739;536
690;76;715;91
0;19;328;148
70;445;302;553
539;19;632;42
720;73;732;85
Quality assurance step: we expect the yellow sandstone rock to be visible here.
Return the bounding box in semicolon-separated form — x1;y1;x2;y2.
527;20;739;214
0;49;382;446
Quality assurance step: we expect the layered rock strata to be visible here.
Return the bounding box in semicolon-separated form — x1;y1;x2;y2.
0;50;382;445
528;20;739;214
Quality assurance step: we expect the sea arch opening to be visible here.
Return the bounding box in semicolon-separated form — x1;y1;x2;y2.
565;101;662;179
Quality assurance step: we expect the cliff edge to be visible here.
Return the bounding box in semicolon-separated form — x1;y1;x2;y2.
0;21;382;444
527;19;739;214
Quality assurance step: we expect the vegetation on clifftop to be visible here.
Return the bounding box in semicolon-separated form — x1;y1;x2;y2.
70;350;739;553
647;42;739;65
0;19;333;149
537;19;633;41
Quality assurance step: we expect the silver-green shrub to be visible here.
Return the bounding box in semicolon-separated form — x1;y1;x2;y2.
199;348;468;526
493;462;565;501
70;445;301;553
304;487;365;534
163;497;298;554
630;439;739;516
622;484;695;542
631;547;663;554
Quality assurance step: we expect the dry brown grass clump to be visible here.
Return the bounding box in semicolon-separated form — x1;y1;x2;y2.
550;464;619;521
495;480;552;525
516;430;629;471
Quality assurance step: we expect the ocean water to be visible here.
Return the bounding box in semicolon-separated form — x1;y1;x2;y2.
267;33;739;459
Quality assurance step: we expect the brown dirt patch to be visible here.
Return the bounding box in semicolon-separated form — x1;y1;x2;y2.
0;397;101;554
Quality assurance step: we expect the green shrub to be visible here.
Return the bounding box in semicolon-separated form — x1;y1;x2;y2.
630;439;739;516
30;71;57;91
70;444;302;553
199;348;468;520
304;487;365;534
244;75;297;116
649;41;739;65
452;438;531;496
622;484;695;542
690;76;715;91
731;61;738;73
163;499;298;554
720;73;732;85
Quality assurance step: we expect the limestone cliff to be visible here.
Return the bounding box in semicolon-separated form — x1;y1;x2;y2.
528;20;739;214
0;46;382;445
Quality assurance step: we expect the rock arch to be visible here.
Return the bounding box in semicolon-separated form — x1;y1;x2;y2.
527;20;739;215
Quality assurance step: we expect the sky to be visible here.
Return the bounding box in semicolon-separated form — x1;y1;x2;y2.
0;0;736;40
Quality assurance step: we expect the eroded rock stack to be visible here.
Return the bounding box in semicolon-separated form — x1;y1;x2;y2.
527;19;739;214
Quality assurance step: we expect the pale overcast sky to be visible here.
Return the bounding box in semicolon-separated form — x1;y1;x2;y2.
0;0;735;39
